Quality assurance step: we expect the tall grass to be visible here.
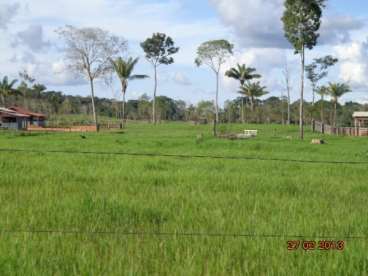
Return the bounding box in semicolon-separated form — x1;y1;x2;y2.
0;122;367;275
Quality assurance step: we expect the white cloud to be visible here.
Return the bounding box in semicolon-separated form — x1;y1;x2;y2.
172;72;192;86
0;2;20;29
335;41;368;87
15;25;50;52
50;60;84;86
0;0;368;104
210;0;364;49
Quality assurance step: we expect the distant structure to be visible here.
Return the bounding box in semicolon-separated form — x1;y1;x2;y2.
0;106;47;130
311;111;368;137
353;112;368;130
9;106;47;127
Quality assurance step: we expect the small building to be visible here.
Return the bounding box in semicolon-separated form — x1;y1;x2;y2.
353;112;368;136
0;107;30;130
9;106;47;127
353;112;368;128
0;106;47;130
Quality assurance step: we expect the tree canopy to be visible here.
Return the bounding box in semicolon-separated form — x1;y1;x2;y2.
282;0;326;53
195;40;233;73
140;33;179;66
226;64;261;85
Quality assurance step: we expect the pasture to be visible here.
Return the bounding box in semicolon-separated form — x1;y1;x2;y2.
0;122;367;275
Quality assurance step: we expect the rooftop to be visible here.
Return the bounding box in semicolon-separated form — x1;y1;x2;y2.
0;107;30;118
9;106;46;119
353;112;368;118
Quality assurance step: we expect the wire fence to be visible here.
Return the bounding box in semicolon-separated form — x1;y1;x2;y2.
0;148;367;165
0;229;367;240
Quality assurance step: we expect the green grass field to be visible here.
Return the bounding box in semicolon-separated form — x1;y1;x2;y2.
0;122;368;275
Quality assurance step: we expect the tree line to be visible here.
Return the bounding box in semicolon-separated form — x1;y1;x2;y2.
0;76;365;128
0;0;364;137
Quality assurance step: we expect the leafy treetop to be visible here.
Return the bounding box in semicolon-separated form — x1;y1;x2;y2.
282;0;326;53
195;40;234;73
140;33;179;66
305;55;338;85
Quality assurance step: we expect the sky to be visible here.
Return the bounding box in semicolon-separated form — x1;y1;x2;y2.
1;0;368;106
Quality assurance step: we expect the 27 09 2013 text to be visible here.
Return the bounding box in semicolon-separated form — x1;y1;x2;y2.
287;240;345;251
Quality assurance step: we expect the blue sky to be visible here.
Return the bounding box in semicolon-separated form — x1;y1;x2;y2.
1;0;368;105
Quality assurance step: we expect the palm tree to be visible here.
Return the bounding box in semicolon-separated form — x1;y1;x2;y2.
316;85;329;123
328;82;351;127
239;82;268;112
0;76;18;106
226;64;261;122
110;57;148;128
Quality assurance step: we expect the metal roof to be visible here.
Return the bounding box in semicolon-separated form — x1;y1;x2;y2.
9;106;46;118
353;112;368;118
0;107;30;118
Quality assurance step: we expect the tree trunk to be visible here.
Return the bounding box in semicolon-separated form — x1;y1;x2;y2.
0;94;5;106
299;46;305;140
152;66;157;125
213;71;219;137
281;92;285;125
241;98;245;123
287;94;291;125
122;90;126;128
215;72;219;123
250;97;254;112
334;101;337;127
321;95;324;124
89;78;99;132
311;84;316;120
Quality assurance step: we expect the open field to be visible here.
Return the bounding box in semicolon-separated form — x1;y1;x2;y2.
0;122;368;275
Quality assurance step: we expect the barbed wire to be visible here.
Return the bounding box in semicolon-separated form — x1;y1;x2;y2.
0;148;367;165
0;229;366;240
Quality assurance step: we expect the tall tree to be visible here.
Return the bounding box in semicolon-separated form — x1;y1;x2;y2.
316;85;329;123
57;25;127;131
0;76;18;106
18;69;35;107
110;57;148;128
140;33;179;124
195;39;233;136
32;83;47;98
282;0;326;139
305;55;338;105
225;64;261;123
283;60;292;125
328;82;351;127
239;82;268;112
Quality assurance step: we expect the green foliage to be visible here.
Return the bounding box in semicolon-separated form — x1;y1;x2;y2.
305;55;338;89
110;57;148;94
239;82;268;111
316;85;329;97
328;82;351;102
282;0;326;53
225;64;261;85
0;76;18;104
140;33;179;66
195;40;233;72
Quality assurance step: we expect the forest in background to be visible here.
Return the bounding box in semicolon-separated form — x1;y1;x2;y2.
2;82;367;127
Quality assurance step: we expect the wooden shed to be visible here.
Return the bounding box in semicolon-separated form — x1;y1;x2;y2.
353;112;368;136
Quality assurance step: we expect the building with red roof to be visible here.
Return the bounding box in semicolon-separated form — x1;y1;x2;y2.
0;106;47;130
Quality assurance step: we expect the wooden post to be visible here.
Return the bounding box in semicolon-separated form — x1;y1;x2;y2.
322;122;324;134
